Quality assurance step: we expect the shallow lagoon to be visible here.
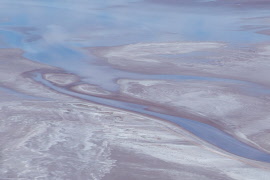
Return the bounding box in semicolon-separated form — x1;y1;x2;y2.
1;0;270;164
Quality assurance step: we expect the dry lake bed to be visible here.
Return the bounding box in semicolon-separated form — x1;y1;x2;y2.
1;0;270;180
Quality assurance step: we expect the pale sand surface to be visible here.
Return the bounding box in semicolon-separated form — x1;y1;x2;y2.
44;73;78;86
1;48;270;179
117;79;270;153
89;42;270;87
89;41;270;157
71;84;111;96
1;0;270;179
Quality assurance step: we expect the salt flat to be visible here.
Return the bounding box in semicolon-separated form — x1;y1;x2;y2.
0;47;270;180
1;0;270;179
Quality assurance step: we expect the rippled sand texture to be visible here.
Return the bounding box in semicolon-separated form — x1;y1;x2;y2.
1;0;270;180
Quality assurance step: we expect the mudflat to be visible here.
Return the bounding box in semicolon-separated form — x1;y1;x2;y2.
0;49;269;180
1;0;270;179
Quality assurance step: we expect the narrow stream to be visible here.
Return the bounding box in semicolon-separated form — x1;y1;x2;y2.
1;0;270;164
33;72;270;163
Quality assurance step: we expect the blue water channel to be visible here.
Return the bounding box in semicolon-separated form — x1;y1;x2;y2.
33;72;270;163
1;0;270;163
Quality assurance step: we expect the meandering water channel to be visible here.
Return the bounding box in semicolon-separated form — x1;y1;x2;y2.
1;0;270;163
32;72;270;163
